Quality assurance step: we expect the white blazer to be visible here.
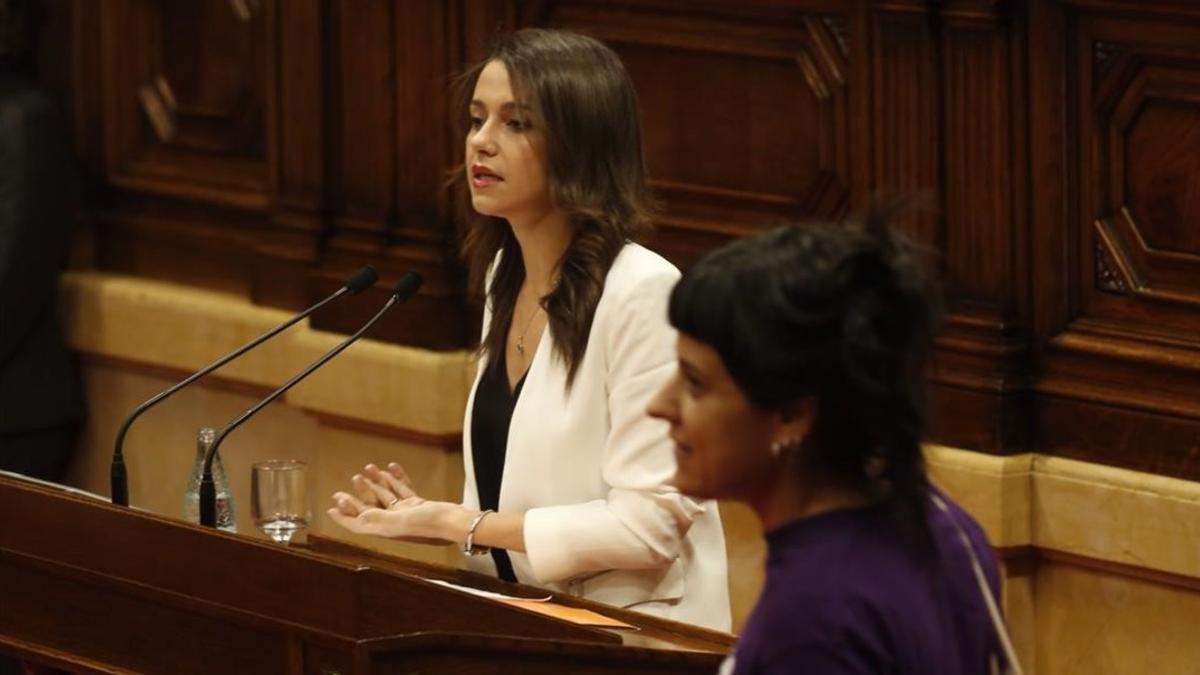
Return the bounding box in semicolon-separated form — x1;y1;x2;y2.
461;243;731;632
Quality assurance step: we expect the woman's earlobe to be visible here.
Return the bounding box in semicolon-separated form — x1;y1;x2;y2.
769;399;816;458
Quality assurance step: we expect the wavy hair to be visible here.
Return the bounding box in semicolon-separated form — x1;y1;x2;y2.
454;28;653;384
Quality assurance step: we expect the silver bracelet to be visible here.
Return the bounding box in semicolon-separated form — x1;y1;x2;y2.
463;509;494;556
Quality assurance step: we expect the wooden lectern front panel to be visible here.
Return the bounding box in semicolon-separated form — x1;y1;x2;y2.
0;476;729;674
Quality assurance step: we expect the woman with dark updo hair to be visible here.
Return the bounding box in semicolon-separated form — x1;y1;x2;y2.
649;210;1021;672
329;28;730;630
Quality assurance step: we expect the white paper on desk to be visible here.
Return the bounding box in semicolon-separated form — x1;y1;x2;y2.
424;578;552;602
0;470;110;502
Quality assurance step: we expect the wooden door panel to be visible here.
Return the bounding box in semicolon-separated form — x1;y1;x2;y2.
1081;14;1200;330
542;1;851;267
100;0;271;201
1034;1;1200;475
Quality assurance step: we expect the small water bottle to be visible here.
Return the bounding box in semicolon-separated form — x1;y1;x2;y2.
183;427;237;532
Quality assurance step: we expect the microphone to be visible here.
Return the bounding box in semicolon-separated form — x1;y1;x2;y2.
199;272;423;527
110;266;379;506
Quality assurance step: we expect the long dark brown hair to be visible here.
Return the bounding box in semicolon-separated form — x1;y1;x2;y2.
455;29;653;385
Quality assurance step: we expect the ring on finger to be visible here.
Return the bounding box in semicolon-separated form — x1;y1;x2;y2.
387;496;400;508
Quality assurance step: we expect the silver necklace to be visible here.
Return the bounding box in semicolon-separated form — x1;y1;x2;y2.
515;305;543;356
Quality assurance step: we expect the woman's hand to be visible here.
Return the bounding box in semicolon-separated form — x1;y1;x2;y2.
326;462;459;545
326;462;527;552
327;492;459;545
348;462;417;509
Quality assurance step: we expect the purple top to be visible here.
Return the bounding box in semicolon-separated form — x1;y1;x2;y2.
728;491;1002;674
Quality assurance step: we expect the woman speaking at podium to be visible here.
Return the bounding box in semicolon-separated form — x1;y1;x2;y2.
328;28;730;631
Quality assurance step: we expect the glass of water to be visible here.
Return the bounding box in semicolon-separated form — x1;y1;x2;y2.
250;460;309;544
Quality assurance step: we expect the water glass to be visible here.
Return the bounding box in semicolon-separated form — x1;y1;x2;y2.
250;460;309;544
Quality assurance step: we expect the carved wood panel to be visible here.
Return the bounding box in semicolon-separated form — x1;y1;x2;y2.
1034;0;1200;476
312;0;471;349
1084;27;1200;317
869;1;938;244
52;0;1200;476
251;0;326;311
1064;9;1200;371
90;0;332;307
927;1;1032;453
539;1;852;267
99;0;272;204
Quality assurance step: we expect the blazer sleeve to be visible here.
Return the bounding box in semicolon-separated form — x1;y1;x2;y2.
522;267;707;583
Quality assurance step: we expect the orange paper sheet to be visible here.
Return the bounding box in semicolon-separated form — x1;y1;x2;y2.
424;578;637;629
500;598;637;629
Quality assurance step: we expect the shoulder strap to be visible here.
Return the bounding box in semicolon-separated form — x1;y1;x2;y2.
929;492;1024;675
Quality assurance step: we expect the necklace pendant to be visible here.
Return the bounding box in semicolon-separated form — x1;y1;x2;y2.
516;336;525;356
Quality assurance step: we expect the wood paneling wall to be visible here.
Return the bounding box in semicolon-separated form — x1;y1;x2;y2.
40;0;1200;479
1031;0;1200;479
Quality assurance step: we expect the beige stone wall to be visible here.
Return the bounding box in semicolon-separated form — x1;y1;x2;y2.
57;272;1200;669
1032;564;1200;674
928;447;1200;673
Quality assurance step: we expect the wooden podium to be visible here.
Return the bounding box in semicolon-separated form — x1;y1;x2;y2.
0;475;732;674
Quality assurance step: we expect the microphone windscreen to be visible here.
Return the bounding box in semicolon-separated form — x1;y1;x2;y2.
344;266;379;294
391;272;423;301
